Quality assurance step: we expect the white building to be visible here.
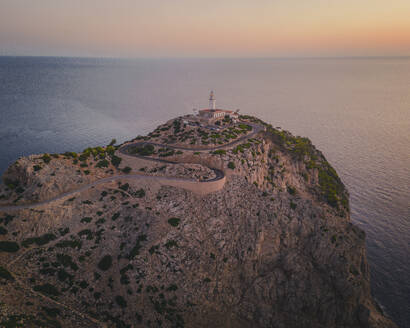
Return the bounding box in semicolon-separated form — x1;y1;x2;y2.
198;91;239;121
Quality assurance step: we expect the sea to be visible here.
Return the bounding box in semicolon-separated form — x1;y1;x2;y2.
0;56;409;327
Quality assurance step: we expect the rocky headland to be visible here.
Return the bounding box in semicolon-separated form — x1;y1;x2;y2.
0;115;396;328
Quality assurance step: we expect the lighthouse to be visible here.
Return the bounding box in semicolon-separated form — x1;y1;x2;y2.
209;90;216;110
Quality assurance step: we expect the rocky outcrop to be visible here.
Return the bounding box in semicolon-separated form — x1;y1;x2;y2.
0;116;396;328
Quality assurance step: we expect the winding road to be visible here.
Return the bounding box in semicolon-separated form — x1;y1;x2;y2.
0;123;264;212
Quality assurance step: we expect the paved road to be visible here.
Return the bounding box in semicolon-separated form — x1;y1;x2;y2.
122;122;264;152
0;123;263;212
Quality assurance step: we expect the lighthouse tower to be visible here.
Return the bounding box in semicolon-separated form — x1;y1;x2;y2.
209;90;216;110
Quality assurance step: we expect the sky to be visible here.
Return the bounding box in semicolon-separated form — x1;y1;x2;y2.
1;0;410;58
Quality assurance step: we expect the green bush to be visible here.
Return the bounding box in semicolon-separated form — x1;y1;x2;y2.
164;240;178;249
287;185;296;195
42;154;52;164
55;239;82;249
227;162;235;169
133;144;155;156
22;233;56;247
0;266;14;281
98;255;112;271
134;188;145;198
57;254;78;271
80;217;92;224
111;155;122;167
122;166;132;174
212;149;226;155
96;159;109;168
33;165;42;171
167;218;180;227
33;283;60;296
119;183;129;191
0;241;20;252
0;226;7;235
115;295;127;308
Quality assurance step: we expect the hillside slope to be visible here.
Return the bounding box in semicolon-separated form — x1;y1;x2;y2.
0;116;396;328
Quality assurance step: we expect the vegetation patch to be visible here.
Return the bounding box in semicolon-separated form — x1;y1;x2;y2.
0;241;20;252
55;239;82;250
57;254;78;271
33;283;61;297
96;159;109;168
0;214;15;225
42;153;52;164
132;144;155;156
115;295;127;308
164;240;178;249
80;217;92;224
22;233;57;247
98;255;112;271
212;149;226;156
167;217;180;227
134;188;146;198
0;266;14;281
227;161;235;169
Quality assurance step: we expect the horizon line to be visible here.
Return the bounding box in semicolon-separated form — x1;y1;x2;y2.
1;54;410;61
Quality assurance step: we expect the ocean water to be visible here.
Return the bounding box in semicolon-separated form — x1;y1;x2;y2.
0;56;409;327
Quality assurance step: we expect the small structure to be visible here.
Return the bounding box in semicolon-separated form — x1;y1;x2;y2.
198;91;239;122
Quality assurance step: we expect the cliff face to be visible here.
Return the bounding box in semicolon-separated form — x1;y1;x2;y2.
0;116;396;328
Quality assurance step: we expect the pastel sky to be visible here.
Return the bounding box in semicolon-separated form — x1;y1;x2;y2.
1;0;410;57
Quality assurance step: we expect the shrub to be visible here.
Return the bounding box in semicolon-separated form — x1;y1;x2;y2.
42;154;52;164
0;241;20;252
290;201;297;210
227;162;235;169
0;214;15;225
134;188;145;198
42;307;61;318
55;239;82;249
0;226;8;235
33;283;60;296
22;233;56;247
119;183;129;191
164;240;178;249
98;255;112;271
122;166;132;174
57;254;78;271
63;152;77;158
96;159;109;168
167;218;180;227
287;185;296;195
58;227;69;236
111;212;120;221
133;144;155;156
115;295;127;308
0;266;14;281
212;149;226;155
33;165;42;171
111;155;122;167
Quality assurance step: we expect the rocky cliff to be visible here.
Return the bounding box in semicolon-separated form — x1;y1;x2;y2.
0;115;396;328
